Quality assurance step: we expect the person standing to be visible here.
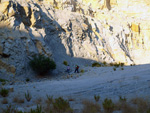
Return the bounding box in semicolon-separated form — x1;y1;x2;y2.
66;65;70;73
74;65;79;73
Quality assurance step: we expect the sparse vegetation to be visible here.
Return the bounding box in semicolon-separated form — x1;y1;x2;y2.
30;105;44;113
2;105;18;113
45;95;53;105
0;88;9;97
26;78;30;82
13;96;25;104
80;69;85;73
131;97;150;113
2;98;8;104
92;62;101;67
113;67;116;71
9;88;14;92
114;63;120;68
109;63;114;66
119;96;126;102
63;61;68;66
103;61;107;66
35;97;42;105
82;100;101;113
18;98;25;104
103;98;115;113
29;54;56;75
52;97;73;113
121;67;124;70
0;78;7;82
120;63;124;67
25;90;32;102
94;95;100;102
13;96;19;103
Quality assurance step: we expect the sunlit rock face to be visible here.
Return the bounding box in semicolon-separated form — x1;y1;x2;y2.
0;0;150;76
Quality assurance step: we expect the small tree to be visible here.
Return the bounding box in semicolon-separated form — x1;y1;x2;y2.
29;54;56;75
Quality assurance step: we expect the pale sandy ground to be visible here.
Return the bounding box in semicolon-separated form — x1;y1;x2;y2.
0;64;150;112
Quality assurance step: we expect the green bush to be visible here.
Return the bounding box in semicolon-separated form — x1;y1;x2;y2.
29;54;56;75
113;67;116;71
0;88;9;97
25;91;32;102
103;61;107;66
120;63;124;67
94;95;100;102
114;63;120;68
92;62;101;67
103;98;115;113
52;97;73;113
0;78;6;82
63;61;68;66
119;96;126;102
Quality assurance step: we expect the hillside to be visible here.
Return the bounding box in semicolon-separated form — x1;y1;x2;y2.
0;0;150;112
0;0;150;77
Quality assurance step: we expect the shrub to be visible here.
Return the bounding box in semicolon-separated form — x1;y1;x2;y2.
29;54;56;75
82;100;101;113
119;96;126;102
114;63;120;68
103;61;107;66
131;97;149;113
12;96;25;104
92;62;101;67
25;91;32;102
30;105;44;113
94;95;100;102
52;97;73;113
103;98;115;113
45;95;53;105
113;67;116;71
120;63;124;67
0;88;9;97
0;78;7;86
80;69;85;73
109;63;114;66
63;61;68;66
0;78;6;82
121;67;124;70
2;98;8;104
2;105;18;113
26;78;30;82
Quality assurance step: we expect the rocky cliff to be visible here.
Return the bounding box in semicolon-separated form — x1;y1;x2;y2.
0;0;150;77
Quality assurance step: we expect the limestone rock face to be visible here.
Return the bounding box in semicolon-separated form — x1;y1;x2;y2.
0;0;150;77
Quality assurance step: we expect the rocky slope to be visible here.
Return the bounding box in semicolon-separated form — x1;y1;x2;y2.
0;0;150;77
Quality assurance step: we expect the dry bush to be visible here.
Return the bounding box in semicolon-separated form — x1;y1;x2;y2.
2;98;8;104
121;103;137;113
12;96;24;104
13;96;19;103
35;97;42;105
131;97;150;113
18;98;25;103
82;100;101;113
